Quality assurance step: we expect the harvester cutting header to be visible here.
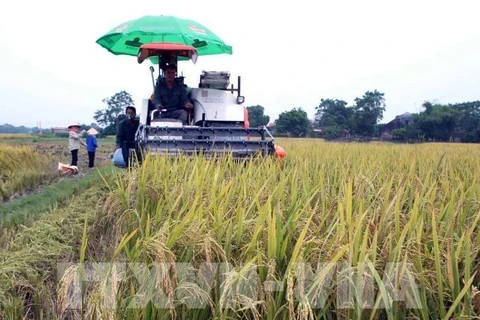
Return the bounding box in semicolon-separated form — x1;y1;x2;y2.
96;15;286;160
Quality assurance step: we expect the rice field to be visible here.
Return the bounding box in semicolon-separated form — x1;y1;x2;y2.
0;144;56;202
1;139;480;319
0;134;116;203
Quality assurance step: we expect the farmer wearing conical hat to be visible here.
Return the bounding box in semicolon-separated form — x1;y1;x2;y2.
86;128;99;168
68;123;86;167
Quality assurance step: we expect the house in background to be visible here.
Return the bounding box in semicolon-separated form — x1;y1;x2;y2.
312;128;322;137
379;112;414;139
51;127;69;134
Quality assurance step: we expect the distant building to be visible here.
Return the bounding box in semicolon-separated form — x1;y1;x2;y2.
379;112;414;138
51;127;69;134
312;128;322;137
395;112;414;125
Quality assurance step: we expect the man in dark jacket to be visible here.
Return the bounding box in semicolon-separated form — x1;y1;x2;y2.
152;64;193;124
116;106;141;168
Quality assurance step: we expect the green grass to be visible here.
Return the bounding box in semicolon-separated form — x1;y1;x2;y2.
0;166;120;227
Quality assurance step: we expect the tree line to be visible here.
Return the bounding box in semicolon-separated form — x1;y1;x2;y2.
247;90;387;138
248;91;480;143
0;124;34;134
387;101;480;143
4;89;477;144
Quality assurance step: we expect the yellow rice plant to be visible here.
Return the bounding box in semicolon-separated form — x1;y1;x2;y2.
77;139;480;319
0;144;53;201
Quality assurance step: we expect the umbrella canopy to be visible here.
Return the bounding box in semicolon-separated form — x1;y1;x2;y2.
96;15;233;62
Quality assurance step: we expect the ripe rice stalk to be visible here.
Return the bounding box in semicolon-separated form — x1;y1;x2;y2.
0;144;55;201
18;140;477;318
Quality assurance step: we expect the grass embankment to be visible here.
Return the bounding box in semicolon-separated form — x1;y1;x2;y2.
0;144;57;202
0;166;118;246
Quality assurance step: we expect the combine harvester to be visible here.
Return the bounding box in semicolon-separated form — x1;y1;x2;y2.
95;15;286;162
135;43;286;160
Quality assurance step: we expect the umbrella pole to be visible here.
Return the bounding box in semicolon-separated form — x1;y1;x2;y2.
149;66;155;92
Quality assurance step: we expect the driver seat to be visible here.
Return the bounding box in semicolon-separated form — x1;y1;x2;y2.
150;109;194;126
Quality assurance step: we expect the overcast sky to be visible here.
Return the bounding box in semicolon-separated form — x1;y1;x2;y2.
1;0;479;128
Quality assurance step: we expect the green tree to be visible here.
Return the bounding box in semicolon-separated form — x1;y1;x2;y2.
413;103;459;141
422;101;433;114
246;105;270;127
391;127;420;142
411;100;480;142
314;99;353;139
454;101;480;142
274;108;312;137
94;90;134;135
350;90;386;136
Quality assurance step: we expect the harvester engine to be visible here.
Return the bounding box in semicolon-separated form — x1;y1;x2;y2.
199;70;231;89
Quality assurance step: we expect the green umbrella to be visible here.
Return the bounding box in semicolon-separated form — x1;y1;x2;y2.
96;15;233;62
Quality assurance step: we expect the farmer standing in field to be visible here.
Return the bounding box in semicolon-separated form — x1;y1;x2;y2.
68;123;86;167
116;106;141;168
86;128;99;168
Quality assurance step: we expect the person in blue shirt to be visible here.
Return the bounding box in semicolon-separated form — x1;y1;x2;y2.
86;128;99;168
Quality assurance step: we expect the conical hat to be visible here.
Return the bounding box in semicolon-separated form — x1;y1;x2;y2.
87;128;98;135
